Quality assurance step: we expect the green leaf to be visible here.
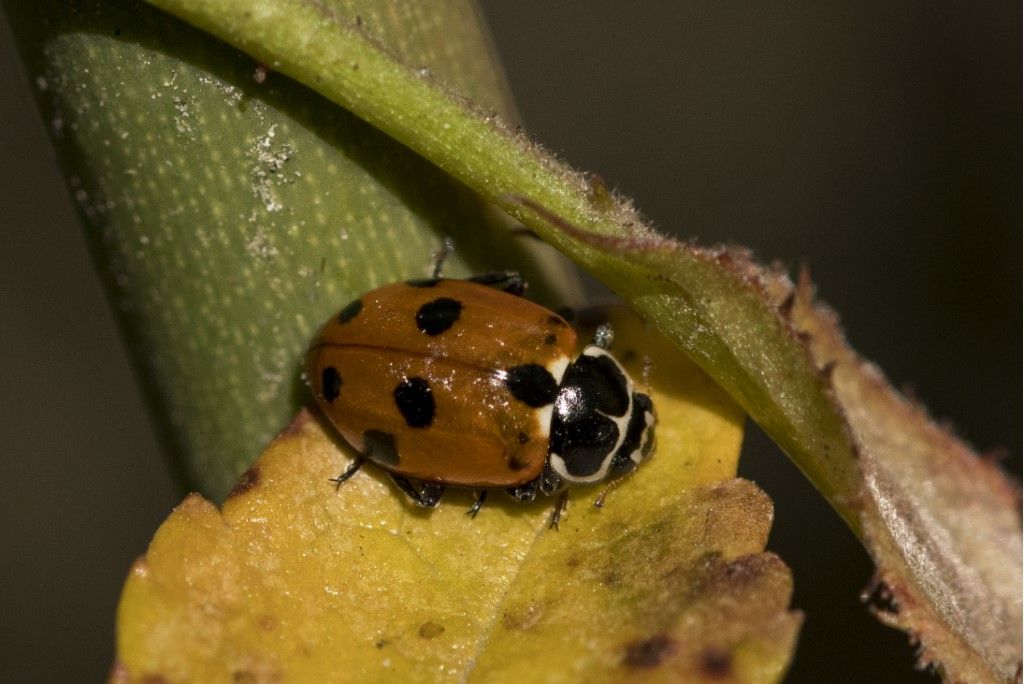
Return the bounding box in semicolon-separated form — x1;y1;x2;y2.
2;0;579;499
138;1;1022;681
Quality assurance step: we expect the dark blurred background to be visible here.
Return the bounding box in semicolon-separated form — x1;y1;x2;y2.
1;2;1019;682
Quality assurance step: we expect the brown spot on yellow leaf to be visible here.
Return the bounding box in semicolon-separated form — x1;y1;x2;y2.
600;570;623;589
418;621;444;639
501;603;544;632
623;634;678;668
227;466;259;499
698;646;733;678
711;554;781;593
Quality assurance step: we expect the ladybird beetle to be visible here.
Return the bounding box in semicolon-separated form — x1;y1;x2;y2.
305;270;656;524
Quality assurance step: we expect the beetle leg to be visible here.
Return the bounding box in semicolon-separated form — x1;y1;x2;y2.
465;271;526;296
390;474;421;502
549;492;569;530
466;490;488;518
417;481;445;507
390;475;445;508
328;457;364;491
538;463;565;496
506;477;540;503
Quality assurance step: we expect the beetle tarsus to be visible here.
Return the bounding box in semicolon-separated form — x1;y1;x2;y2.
329;457;365;491
549;492;569;530
506;478;539;503
466;490;488;518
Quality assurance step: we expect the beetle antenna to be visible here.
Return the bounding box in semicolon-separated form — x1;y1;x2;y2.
594;323;614;350
431;237;455;278
593;473;631;509
329;457;365;491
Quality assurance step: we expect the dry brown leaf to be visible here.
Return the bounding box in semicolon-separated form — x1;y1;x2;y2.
790;270;1022;681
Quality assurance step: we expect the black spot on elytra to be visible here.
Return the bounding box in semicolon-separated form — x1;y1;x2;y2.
363;429;399;466
508;453;530;471
543;333;558;345
321;366;342;402
517;431;530;444
337;298;362;324
394;377;435;427
504;364;558;407
623;634;678;669
415;297;462;336
406;277;441;288
698;647;732;678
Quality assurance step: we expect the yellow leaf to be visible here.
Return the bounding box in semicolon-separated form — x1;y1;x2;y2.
113;314;800;682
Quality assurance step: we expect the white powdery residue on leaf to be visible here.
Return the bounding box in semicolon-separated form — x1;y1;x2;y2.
250;124;295;213
172;96;195;138
245;228;279;261
197;74;244;106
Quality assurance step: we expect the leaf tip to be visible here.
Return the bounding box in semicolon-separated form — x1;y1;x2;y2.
128;556;149;579
176;492;214;514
